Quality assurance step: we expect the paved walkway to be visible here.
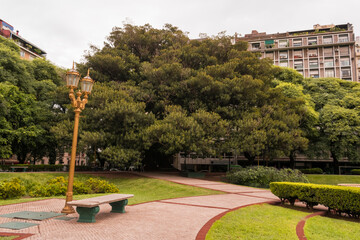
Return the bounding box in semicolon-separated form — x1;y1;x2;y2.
0;173;279;240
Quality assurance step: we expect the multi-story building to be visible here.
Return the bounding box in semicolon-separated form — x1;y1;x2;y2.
236;23;357;81
355;36;360;81
0;19;46;60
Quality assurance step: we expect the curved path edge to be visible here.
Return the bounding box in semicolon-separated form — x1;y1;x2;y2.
195;201;278;240
296;211;327;240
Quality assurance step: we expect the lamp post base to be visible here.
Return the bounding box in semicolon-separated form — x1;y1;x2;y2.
61;205;75;214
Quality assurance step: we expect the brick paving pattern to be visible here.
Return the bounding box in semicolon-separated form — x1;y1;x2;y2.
0;173;280;239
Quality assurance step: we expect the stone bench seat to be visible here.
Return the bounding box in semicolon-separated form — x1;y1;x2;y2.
67;194;134;223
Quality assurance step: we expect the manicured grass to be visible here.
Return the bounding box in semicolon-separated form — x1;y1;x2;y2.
0;237;18;240
305;215;360;240
306;174;360;185
206;204;309;240
0;172;222;206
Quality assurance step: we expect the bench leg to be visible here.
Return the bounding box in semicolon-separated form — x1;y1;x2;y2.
110;199;128;213
76;206;100;223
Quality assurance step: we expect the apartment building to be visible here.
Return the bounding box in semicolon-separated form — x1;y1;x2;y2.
236;23;357;81
0;19;46;60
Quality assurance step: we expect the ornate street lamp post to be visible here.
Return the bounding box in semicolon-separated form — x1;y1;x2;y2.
62;63;94;214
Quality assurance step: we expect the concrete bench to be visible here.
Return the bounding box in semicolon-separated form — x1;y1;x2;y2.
67;194;134;223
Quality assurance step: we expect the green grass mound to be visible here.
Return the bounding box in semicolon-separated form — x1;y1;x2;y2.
305;216;360;240
206;204;309;240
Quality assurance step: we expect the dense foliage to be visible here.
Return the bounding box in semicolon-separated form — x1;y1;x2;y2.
270;182;360;217
1;23;360;172
226;166;308;188
0;176;119;199
300;168;324;174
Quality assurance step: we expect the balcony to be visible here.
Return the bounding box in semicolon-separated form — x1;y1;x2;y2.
308;54;318;58
294;55;303;59
294;65;303;70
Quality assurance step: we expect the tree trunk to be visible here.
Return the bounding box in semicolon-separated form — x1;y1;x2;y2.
331;150;339;174
244;152;255;166
289;151;296;169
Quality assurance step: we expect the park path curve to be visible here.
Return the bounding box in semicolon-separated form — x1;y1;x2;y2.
0;172;279;240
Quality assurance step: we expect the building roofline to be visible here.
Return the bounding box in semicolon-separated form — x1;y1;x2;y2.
11;31;46;54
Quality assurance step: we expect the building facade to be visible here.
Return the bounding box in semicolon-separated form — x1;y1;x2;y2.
0;19;46;60
236;23;358;81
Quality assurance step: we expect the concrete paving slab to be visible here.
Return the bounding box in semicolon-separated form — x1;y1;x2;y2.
235;191;279;200
161;194;270;209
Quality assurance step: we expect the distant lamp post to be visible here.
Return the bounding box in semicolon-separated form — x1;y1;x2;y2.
62;63;94;214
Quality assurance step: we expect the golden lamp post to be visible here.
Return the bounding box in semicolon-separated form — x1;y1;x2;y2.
61;63;94;214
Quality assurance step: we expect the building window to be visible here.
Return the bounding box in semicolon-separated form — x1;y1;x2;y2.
325;69;335;78
310;70;319;78
309;59;319;68
323;36;333;44
294;50;302;58
294;60;303;70
293;39;302;47
265;52;274;59
279;40;288;48
324;47;333;57
340;57;350;67
308;48;318;58
339;46;349;56
279;61;288;67
308;37;317;45
20;50;25;57
338;34;349;43
252;43;260;50
265;39;275;49
279;51;288;59
324;58;334;67
341;68;351;78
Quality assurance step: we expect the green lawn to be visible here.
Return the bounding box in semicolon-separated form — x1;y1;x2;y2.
206;204;309;240
206;204;360;240
0;172;223;206
306;174;360;185
305;215;360;240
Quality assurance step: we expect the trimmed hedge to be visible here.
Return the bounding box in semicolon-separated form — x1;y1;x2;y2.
0;164;95;172
226;166;309;188
351;169;360;175
300;168;323;174
270;182;360;217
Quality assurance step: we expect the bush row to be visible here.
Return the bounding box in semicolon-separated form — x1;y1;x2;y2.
0;177;119;199
270;182;360;217
299;168;323;174
226;166;309;188
351;169;360;175
0;165;94;172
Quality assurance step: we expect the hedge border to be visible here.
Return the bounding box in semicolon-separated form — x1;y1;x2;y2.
270;182;360;218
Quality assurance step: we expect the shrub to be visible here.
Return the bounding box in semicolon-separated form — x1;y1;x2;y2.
351;169;360;175
300;168;323;174
29;177;119;197
29;176;67;197
0;178;26;199
85;178;119;193
270;182;360;217
226;166;308;188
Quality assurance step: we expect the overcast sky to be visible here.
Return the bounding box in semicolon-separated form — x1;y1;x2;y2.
2;0;360;68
